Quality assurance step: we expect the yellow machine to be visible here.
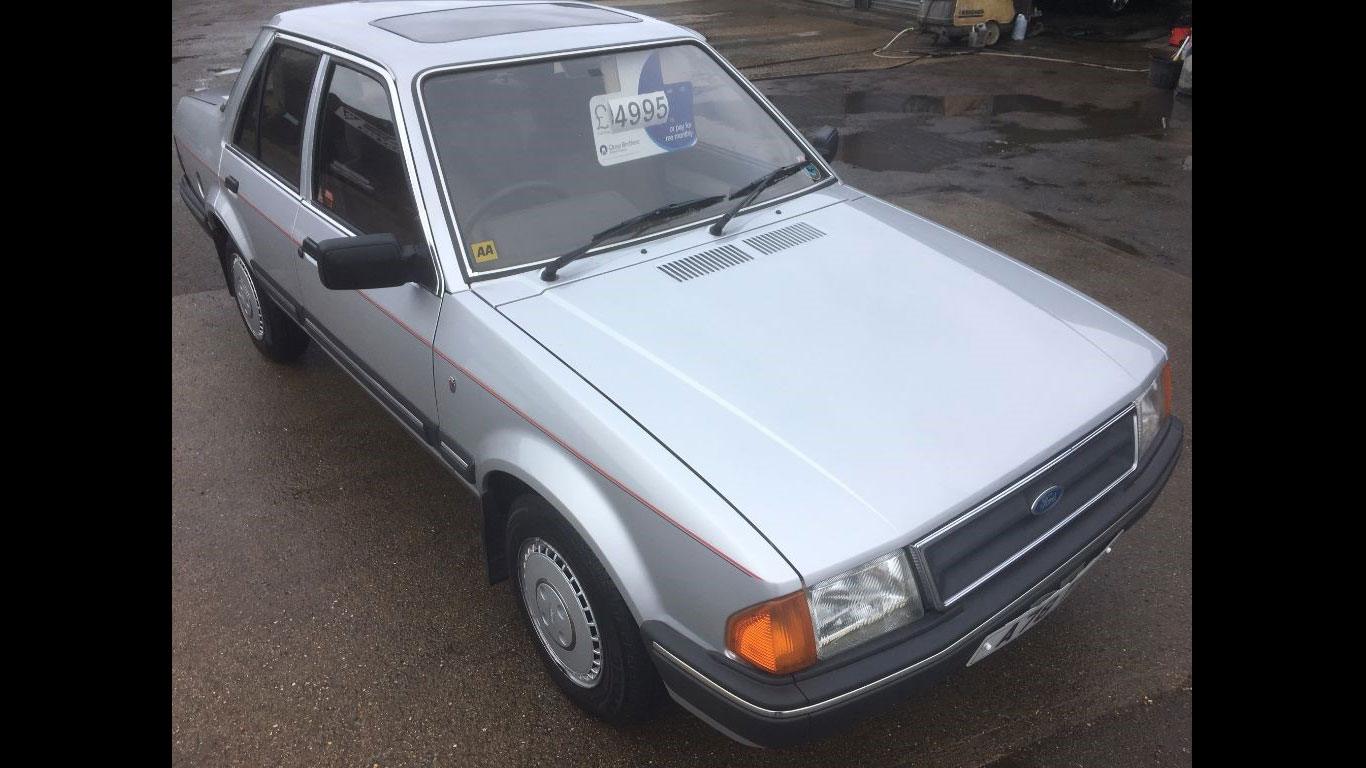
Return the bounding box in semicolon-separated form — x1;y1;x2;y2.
915;0;1022;47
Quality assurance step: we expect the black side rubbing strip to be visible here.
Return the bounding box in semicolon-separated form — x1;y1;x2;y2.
250;265;477;483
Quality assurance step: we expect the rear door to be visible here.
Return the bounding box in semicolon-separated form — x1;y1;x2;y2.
291;51;451;465
220;38;321;305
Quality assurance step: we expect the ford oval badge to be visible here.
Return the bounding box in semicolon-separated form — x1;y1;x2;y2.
1031;486;1064;515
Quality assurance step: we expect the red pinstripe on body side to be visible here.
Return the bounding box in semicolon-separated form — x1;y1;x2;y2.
179;136;760;579
336;282;762;579
236;192;301;246
354;290;435;349
430;345;760;580
177;141;220;181
178;141;300;245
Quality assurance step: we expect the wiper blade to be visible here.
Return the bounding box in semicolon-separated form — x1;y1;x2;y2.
709;160;813;237
540;194;726;282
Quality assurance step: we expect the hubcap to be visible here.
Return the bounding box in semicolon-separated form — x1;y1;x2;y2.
535;582;575;650
519;538;602;688
231;256;265;340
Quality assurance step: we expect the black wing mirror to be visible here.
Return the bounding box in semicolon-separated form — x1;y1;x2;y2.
306;233;419;291
806;126;839;162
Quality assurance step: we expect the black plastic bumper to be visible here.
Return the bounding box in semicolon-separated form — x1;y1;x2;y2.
645;416;1184;748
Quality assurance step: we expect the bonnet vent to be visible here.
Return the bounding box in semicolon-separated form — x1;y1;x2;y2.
743;222;825;255
657;245;753;282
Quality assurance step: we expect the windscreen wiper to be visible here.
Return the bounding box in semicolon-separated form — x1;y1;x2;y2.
541;194;726;282
709;160;813;237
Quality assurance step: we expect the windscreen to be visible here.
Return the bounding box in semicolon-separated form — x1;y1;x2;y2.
421;43;827;273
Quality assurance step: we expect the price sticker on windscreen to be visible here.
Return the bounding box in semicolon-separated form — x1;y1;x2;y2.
589;51;696;166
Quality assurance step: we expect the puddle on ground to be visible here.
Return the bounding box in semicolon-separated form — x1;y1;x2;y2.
839;126;984;173
1056;24;1170;42
768;89;1187;173
986;92;1180;145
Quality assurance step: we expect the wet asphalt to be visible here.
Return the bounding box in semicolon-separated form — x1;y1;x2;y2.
172;1;1191;765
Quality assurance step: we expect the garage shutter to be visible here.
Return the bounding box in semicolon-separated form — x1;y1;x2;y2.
872;0;925;15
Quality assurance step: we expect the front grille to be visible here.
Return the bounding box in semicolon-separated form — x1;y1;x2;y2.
910;407;1138;608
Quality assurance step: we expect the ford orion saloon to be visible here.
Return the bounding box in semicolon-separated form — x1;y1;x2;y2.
173;0;1183;747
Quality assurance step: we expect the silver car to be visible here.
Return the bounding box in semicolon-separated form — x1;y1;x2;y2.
173;0;1183;747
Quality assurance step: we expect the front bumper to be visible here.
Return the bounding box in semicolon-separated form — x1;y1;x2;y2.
645;416;1184;748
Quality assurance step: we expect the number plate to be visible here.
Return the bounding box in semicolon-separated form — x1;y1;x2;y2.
966;532;1120;667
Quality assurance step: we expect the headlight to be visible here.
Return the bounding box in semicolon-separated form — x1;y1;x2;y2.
1136;361;1172;457
807;550;923;659
725;550;924;674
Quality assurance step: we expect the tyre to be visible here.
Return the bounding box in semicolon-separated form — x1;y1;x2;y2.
227;248;309;363
506;492;663;722
983;20;1001;46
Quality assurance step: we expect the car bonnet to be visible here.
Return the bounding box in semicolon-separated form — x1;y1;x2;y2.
489;195;1164;583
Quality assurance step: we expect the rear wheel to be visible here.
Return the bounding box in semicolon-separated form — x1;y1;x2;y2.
227;248;309;362
506;492;663;722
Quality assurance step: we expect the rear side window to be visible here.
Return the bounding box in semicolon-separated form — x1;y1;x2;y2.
232;44;320;189
312;63;423;248
232;63;264;155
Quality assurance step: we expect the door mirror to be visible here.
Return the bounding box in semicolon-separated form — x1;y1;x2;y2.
309;233;417;290
806;126;839;162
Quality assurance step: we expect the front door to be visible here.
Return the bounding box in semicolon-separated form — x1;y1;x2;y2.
292;55;444;445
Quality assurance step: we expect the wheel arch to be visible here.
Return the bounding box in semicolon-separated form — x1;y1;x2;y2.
470;432;796;657
438;290;799;652
204;211;234;293
475;446;661;629
209;198;255;295
480;469;532;585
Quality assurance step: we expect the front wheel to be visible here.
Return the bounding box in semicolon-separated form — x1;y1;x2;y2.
227;249;309;362
506;493;663;722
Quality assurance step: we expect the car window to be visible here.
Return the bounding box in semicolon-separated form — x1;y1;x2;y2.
312;63;424;250
233;43;320;189
422;43;827;274
232;59;265;155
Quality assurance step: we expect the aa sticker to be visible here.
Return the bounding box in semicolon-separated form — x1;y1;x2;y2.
471;240;499;263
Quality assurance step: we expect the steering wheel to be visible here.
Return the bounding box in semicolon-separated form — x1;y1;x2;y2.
465;180;570;229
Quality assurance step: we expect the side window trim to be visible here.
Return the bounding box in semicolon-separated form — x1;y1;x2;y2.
228;29;272;155
227;38;321;196
230;46;266;158
298;53;332;205
292;42;444;295
309;62;413;238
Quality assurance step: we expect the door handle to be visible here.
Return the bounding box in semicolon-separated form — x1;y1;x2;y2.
298;237;319;260
224;176;239;194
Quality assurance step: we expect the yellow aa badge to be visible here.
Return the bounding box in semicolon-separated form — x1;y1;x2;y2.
471;240;499;263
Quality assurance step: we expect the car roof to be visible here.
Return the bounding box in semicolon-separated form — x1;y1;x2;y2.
268;1;702;78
